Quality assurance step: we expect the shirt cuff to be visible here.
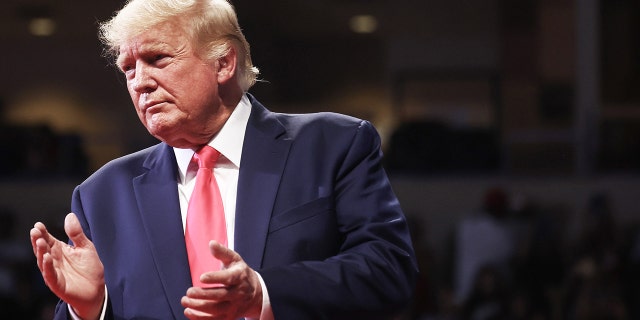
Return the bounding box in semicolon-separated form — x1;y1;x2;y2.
247;271;273;320
68;285;108;320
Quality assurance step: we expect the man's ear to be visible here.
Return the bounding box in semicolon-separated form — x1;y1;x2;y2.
217;47;237;84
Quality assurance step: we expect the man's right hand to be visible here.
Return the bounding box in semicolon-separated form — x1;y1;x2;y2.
30;213;106;320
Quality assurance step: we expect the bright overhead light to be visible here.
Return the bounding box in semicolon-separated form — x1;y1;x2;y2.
29;17;56;37
349;15;378;34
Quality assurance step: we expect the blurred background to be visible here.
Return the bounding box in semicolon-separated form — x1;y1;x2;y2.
1;0;639;319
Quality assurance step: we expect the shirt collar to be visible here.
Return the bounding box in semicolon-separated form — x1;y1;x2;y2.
174;94;251;183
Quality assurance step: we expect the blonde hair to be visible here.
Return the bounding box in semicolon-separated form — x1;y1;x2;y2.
99;0;259;91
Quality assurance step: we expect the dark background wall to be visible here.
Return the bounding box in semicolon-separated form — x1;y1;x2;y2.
1;0;639;319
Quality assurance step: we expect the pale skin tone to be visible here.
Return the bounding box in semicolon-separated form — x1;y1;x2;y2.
29;21;262;320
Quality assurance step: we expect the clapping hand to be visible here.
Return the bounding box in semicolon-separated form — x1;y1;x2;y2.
181;241;264;320
30;213;106;320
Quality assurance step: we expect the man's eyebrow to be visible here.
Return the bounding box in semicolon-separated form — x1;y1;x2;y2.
115;42;173;64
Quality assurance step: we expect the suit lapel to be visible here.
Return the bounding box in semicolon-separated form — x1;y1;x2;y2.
235;97;291;269
133;144;191;319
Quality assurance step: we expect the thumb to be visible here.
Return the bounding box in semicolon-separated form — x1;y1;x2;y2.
64;213;91;248
209;241;238;266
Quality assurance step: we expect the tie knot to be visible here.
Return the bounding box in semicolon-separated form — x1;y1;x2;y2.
193;146;220;169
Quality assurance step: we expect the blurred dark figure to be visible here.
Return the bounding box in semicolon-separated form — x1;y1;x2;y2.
385;120;500;174
510;200;567;320
453;187;515;307
461;265;509;320
562;193;629;320
576;194;619;269
0;210;28;292
623;224;640;319
403;215;440;319
0;209;59;319
0;123;88;178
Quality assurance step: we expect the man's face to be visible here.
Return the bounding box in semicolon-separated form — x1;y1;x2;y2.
116;23;231;148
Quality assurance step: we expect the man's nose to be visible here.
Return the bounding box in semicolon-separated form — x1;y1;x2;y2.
131;64;157;93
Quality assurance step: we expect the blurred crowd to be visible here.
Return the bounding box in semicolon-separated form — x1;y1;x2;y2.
405;188;640;320
0;124;88;179
0;209;62;319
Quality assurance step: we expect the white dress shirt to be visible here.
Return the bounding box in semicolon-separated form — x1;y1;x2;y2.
173;94;251;250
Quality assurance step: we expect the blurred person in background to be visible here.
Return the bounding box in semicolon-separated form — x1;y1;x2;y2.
453;187;515;307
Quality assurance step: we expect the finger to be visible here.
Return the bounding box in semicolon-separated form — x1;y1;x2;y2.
182;296;231;319
30;227;43;256
183;307;216;320
33;221;48;232
209;241;239;267
41;252;60;291
200;270;233;288
33;240;44;271
186;286;229;300
33;222;57;248
34;237;53;272
182;296;230;320
201;243;247;287
64;213;91;248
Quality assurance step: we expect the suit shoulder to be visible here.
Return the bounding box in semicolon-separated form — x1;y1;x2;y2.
272;112;382;159
274;111;374;136
81;143;162;187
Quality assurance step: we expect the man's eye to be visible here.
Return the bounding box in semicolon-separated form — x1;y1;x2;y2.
154;54;167;61
119;64;135;78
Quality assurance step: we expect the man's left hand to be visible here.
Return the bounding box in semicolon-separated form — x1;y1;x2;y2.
181;241;263;320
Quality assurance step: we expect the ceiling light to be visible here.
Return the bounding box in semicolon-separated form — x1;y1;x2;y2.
349;15;378;34
29;17;56;37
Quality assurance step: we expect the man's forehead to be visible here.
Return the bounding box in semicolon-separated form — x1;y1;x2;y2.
116;38;177;61
117;23;186;54
119;40;165;53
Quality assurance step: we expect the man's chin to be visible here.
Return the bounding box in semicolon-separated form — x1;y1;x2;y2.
146;125;173;144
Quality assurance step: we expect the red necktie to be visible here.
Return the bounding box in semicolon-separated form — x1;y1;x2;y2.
185;146;227;287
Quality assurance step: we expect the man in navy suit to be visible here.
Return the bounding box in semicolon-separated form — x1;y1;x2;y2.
29;0;417;319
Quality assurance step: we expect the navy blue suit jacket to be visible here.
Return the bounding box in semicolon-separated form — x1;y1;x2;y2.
55;96;417;319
